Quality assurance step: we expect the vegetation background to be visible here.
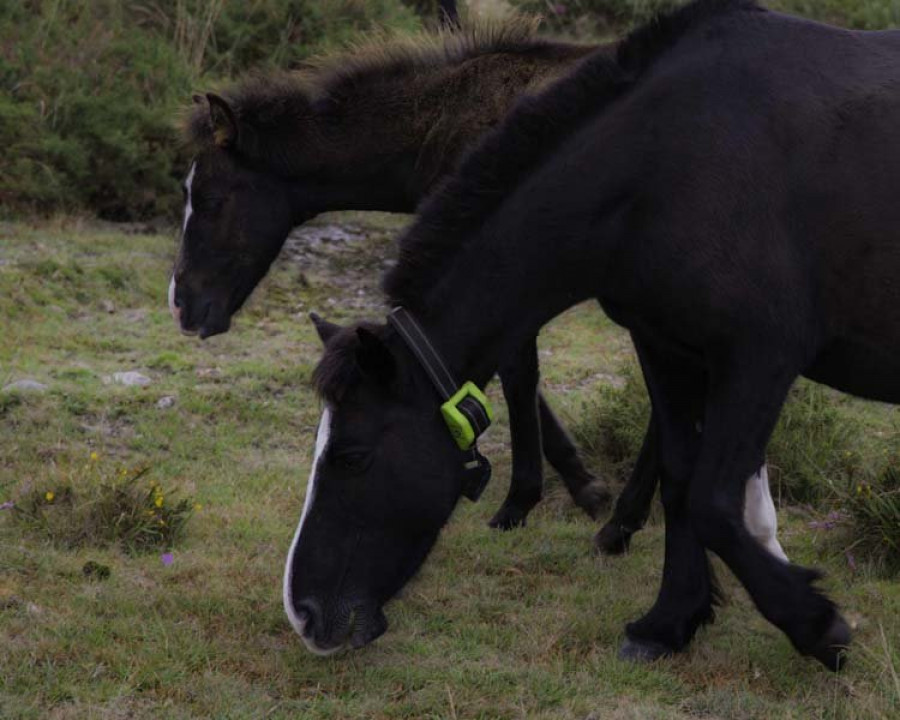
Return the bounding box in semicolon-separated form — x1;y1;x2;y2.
4;0;900;220
1;1;899;718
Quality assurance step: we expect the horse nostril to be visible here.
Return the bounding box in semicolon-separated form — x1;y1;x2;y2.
294;600;320;634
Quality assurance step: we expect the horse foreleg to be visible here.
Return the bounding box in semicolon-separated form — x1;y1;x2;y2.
689;345;849;670
594;412;659;555
490;340;545;529
620;339;718;660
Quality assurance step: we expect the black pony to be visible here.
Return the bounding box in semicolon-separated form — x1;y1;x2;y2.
170;13;615;530
169;6;781;553
292;0;900;667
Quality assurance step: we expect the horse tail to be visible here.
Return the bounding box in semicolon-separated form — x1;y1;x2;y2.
439;0;461;30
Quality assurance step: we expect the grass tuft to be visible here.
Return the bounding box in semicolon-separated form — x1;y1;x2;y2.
9;458;195;553
839;466;900;574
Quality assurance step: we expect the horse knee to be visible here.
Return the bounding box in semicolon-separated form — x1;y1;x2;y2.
688;492;737;552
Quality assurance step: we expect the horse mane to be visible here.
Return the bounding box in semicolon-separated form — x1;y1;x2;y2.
182;16;551;174
383;0;761;310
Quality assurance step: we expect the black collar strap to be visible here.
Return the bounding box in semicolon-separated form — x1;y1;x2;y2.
388;307;493;502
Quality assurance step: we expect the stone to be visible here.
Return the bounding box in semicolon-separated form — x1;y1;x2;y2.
112;371;151;387
3;379;47;393
156;395;176;409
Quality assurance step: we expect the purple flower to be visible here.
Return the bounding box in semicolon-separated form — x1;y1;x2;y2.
161;552;174;567
553;3;567;15
0;500;13;511
846;551;857;572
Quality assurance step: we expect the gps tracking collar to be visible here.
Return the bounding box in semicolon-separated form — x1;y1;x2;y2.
387;307;493;501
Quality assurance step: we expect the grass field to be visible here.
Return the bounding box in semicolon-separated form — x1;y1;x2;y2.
1;217;899;719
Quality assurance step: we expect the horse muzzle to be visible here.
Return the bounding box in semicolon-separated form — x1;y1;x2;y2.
292;598;388;655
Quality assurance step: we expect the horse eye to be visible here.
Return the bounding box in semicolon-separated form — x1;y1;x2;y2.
334;451;371;474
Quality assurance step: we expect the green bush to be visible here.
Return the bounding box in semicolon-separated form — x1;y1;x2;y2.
572;360;864;504
507;0;900;38
0;0;419;220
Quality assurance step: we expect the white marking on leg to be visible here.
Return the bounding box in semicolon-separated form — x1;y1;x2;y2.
168;276;179;323
284;407;340;654
743;465;788;562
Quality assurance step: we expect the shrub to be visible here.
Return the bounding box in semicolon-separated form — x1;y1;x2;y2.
0;0;420;219
507;0;900;39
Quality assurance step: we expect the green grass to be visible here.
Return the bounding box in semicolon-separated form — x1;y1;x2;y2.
1;218;899;718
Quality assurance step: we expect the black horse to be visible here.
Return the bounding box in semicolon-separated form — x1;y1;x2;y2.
170;7;782;552
170;16;612;532
291;0;900;667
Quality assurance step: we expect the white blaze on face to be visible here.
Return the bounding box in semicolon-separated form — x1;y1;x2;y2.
743;464;788;562
284;406;339;655
181;161;197;237
169;162;197;325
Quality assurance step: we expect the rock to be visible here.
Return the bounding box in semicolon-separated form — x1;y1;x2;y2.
112;371;151;387
123;309;148;323
101;299;115;314
3;379;48;393
156;395;176;409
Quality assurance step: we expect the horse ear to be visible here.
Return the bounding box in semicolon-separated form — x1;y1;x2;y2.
355;328;395;386
192;94;204;105
310;312;340;345
206;93;238;148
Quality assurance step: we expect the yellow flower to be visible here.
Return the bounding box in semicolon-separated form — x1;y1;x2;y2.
193;503;203;512
90;451;99;462
154;495;164;508
44;491;55;502
121;468;128;477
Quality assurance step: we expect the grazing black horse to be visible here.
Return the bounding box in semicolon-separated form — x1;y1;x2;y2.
169;7;782;551
169;16;615;530
290;0;900;667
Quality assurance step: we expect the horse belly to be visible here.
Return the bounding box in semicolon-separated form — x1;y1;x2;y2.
804;340;900;403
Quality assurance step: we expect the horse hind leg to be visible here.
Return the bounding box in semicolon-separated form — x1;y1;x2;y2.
538;396;612;519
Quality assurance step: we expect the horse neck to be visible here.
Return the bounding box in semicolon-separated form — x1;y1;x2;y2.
302;41;597;215
408;227;597;388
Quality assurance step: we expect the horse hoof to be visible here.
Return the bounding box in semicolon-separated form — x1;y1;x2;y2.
808;614;852;671
594;523;632;555
488;505;527;530
573;480;613;519
618;637;673;663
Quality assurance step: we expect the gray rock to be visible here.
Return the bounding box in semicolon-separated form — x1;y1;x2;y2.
156;395;176;409
3;379;48;393
112;371;151;387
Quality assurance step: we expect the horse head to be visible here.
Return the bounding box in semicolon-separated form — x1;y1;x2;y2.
284;313;487;654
